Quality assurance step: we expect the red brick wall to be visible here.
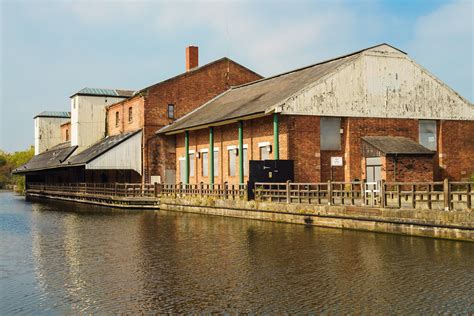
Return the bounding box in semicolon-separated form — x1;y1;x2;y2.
383;155;434;182
175;115;287;184
287;116;321;182
344;117;419;182
145;59;262;183
438;120;474;181
106;96;145;136
60;122;71;142
171;115;473;184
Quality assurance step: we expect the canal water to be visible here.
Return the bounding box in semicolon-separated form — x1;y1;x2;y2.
0;192;473;314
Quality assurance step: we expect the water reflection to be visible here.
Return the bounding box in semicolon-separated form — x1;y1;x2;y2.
1;192;473;313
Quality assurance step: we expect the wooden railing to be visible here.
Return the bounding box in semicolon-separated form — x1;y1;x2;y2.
26;180;473;211
255;180;473;211
161;182;247;200
27;183;160;198
27;182;247;200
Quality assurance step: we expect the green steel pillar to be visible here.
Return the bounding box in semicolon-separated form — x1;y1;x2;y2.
184;131;189;184
238;121;244;185
273;113;279;160
209;127;214;185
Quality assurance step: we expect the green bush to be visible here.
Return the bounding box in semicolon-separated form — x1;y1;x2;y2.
0;146;34;192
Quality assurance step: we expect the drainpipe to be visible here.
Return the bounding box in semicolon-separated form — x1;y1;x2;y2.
185;131;189;184
209;127;214;186
238;121;244;185
273;113;279;160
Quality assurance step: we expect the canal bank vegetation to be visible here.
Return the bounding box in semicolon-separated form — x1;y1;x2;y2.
0;146;34;193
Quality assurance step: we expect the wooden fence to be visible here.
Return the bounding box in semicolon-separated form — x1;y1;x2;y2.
27;182;247;200
161;182;247;200
26;179;472;211
27;183;159;198
255;180;473;211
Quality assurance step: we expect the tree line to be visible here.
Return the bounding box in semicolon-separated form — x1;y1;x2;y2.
0;146;34;192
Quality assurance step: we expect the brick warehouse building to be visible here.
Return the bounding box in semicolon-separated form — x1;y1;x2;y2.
105;46;261;184
158;44;474;185
15;46;261;184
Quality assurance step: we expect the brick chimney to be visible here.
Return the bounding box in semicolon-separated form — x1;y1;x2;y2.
186;46;199;71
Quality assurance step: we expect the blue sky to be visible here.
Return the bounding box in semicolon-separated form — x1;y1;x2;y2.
1;0;472;152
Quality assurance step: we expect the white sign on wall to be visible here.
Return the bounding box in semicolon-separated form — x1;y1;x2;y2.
331;156;343;167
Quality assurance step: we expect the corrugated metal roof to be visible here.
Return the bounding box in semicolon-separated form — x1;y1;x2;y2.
13;130;142;174
71;87;135;98
157;46;370;134
34;111;71;119
362;136;434;155
66;130;141;165
13;142;77;174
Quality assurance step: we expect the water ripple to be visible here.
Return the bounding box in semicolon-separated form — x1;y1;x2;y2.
0;192;473;314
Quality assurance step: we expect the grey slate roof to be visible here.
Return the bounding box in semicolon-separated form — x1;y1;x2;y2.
66;130;141;165
71;87;135;98
362;136;434;155
158;44;402;134
34;111;71;119
13;142;77;174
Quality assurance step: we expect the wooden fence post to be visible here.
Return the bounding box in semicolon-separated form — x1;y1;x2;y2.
427;184;432;210
224;182;228;199
328;180;332;205
317;184;321;205
380;180;386;208
350;183;355;205
411;184;416;209
467;183;472;210
395;184;401;209
443;178;450;211
286;180;291;204
360;180;365;206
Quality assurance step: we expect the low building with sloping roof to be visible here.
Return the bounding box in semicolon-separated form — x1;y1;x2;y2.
14;130;142;184
361;136;436;182
158;43;473;185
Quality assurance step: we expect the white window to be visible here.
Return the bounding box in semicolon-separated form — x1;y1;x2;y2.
189;153;195;177
179;158;186;182
320;117;341;150
214;150;219;177
243;147;248;176
228;149;237;176
259;146;270;160
202;152;209;177
419;120;437;151
168;104;174;119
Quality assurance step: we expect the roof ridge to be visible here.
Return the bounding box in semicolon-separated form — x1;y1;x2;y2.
70;87;135;98
231;43;404;90
136;57;262;96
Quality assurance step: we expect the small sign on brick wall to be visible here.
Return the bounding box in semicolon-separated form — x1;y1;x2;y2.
331;156;343;166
